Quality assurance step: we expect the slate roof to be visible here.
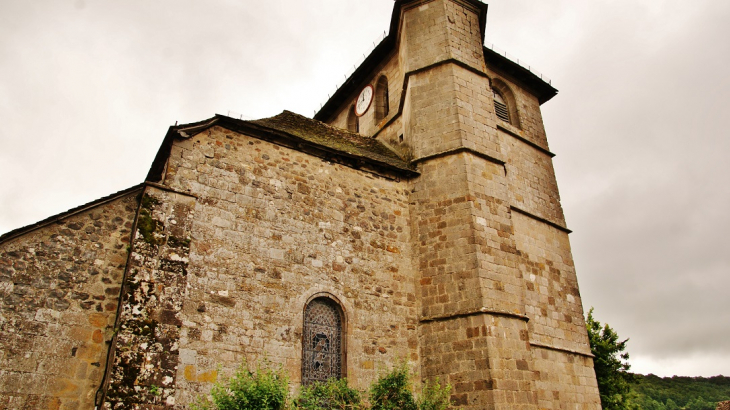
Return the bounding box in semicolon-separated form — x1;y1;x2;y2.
249;110;413;172
147;111;417;183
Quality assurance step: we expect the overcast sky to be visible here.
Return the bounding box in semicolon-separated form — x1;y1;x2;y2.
1;0;729;378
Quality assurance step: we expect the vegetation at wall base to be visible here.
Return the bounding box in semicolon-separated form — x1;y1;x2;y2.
191;360;290;410
417;378;452;410
369;363;418;410
193;361;455;410
296;378;362;410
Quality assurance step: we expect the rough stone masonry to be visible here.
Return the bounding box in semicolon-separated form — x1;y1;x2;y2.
0;0;602;409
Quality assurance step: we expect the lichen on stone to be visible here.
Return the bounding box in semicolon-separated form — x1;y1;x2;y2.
137;194;163;245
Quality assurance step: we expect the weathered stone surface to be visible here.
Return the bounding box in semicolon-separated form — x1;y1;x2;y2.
0;192;139;409
161;126;417;405
103;188;195;409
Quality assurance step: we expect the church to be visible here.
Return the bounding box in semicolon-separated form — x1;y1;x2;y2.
0;0;602;408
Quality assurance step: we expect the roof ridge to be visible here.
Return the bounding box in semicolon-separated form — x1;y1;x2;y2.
279;110;361;136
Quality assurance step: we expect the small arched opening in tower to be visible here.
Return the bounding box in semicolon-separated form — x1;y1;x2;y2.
375;75;389;122
347;105;359;133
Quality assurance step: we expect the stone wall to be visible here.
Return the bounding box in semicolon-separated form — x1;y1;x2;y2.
400;0;485;74
102;186;196;409
512;211;589;354
503;132;566;227
531;346;599;410
404;63;501;162
161;125;418;405
420;314;538;408
0;191;139;409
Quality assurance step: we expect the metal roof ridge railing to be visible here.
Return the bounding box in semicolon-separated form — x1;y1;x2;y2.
484;42;552;86
315;30;389;117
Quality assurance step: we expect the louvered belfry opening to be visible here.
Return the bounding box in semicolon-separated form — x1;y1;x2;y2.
302;297;343;385
493;89;511;123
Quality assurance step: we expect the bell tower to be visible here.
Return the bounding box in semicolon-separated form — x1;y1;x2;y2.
398;1;540;408
316;1;601;408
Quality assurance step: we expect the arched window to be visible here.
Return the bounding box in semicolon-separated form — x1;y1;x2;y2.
347;105;359;133
491;79;521;128
302;296;345;385
375;75;389;121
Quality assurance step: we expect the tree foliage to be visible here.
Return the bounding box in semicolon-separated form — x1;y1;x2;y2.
629;373;730;410
586;308;635;409
296;378;362;410
369;363;418;410
418;378;452;410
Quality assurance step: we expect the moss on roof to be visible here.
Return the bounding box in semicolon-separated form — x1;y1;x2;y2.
248;110;414;173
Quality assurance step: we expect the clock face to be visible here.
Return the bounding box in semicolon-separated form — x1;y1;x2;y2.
355;85;373;117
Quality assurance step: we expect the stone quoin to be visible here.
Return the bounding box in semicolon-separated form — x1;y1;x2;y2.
0;1;602;409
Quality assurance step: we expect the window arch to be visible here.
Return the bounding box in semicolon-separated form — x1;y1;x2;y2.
347;105;359;133
375;75;389;121
491;78;521;129
302;296;345;385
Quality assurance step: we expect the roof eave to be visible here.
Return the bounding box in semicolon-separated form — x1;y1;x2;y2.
145;117;219;183
0;184;145;244
146;114;418;185
483;47;558;104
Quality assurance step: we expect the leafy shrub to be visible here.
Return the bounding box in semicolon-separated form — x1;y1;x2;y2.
192;360;289;410
369;363;418;410
192;360;455;410
296;378;362;410
418;378;451;410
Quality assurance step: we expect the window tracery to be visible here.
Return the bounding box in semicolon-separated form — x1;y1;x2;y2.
302;297;344;385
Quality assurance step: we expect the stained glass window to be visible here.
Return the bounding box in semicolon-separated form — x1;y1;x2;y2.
302;297;343;385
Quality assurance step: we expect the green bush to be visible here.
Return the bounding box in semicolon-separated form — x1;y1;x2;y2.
193;360;455;410
418;378;452;410
369;363;418;410
296;378;362;410
192;361;289;410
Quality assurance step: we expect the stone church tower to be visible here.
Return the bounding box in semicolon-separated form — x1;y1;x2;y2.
0;1;601;409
